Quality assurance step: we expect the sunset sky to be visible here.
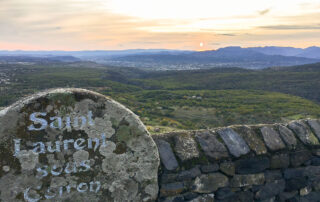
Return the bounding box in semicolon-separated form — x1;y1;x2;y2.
1;0;320;50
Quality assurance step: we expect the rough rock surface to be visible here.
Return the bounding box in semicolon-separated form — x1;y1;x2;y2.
288;121;319;145
230;173;265;187
307;119;320;140
217;128;250;157
193;173;229;193
154;119;320;202
0;88;159;202
232;126;267;155
156;140;179;171
277;124;297;149
260;126;286;151
195;131;229;160
174;133;200;161
235;157;270;174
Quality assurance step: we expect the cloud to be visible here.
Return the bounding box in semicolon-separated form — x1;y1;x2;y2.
258;8;270;15
259;25;320;30
218;33;236;36
0;0;320;50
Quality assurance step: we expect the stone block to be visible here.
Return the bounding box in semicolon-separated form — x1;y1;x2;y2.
265;170;283;183
195;131;229;160
285;177;308;191
277;125;297;149
177;167;201;181
288;121;319;146
218;128;250;157
284;168;305;179
193;173;229;193
156;139;179;170
200;164;219;173
306;119;320;140
220;161;235;176
160;182;184;197
174;133;200;161
290;150;312;167
189;194;214;202
255;180;285;200
231;173;265;188
260;126;286;151
233;126;267;155
216;187;235;200
235;157;270;174
270;153;290;169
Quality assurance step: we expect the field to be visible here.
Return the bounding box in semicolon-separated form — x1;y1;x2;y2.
1;62;320;133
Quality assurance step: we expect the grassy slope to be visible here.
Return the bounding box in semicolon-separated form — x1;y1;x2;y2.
107;90;320;133
1;63;320;133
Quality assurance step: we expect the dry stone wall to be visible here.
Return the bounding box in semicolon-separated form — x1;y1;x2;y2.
153;119;320;202
1;88;320;202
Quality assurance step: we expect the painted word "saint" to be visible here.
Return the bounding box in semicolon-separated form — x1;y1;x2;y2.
27;111;94;131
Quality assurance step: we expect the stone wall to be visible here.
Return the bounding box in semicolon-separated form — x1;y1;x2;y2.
152;119;320;202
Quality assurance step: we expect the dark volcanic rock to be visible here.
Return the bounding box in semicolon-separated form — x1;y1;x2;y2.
255;180;286;200
160;182;184;197
183;192;198;200
279;191;298;201
299;192;320;202
234;191;254;202
290;150;312;167
265;170;283;183
235;157;270;174
177;167;201;181
200;164;219;173
270;153;290;169
161;173;179;184
311;157;320;166
220;161;235;176
216;187;235;200
284;168;305;179
285;177;308;191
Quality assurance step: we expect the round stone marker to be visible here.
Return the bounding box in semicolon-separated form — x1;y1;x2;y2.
0;88;160;202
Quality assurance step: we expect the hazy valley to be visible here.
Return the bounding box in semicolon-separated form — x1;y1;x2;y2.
0;50;320;133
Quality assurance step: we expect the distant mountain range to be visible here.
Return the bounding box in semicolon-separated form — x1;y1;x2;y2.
248;46;320;59
0;46;320;69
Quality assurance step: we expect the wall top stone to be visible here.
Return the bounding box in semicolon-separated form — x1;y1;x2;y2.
0;88;159;202
153;119;320;171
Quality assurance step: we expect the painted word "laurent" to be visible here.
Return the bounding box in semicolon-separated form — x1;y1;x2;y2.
28;111;94;131
13;133;106;156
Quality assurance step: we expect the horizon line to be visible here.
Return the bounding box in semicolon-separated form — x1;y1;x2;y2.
0;45;320;52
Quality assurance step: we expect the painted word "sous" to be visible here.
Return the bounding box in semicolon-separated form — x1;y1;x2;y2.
27;111;94;131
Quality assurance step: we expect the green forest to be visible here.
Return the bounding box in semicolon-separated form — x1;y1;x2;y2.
1;62;320;133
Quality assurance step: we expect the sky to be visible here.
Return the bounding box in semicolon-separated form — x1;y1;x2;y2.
0;0;320;50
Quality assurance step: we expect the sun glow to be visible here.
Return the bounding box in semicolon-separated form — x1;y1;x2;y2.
1;0;320;50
